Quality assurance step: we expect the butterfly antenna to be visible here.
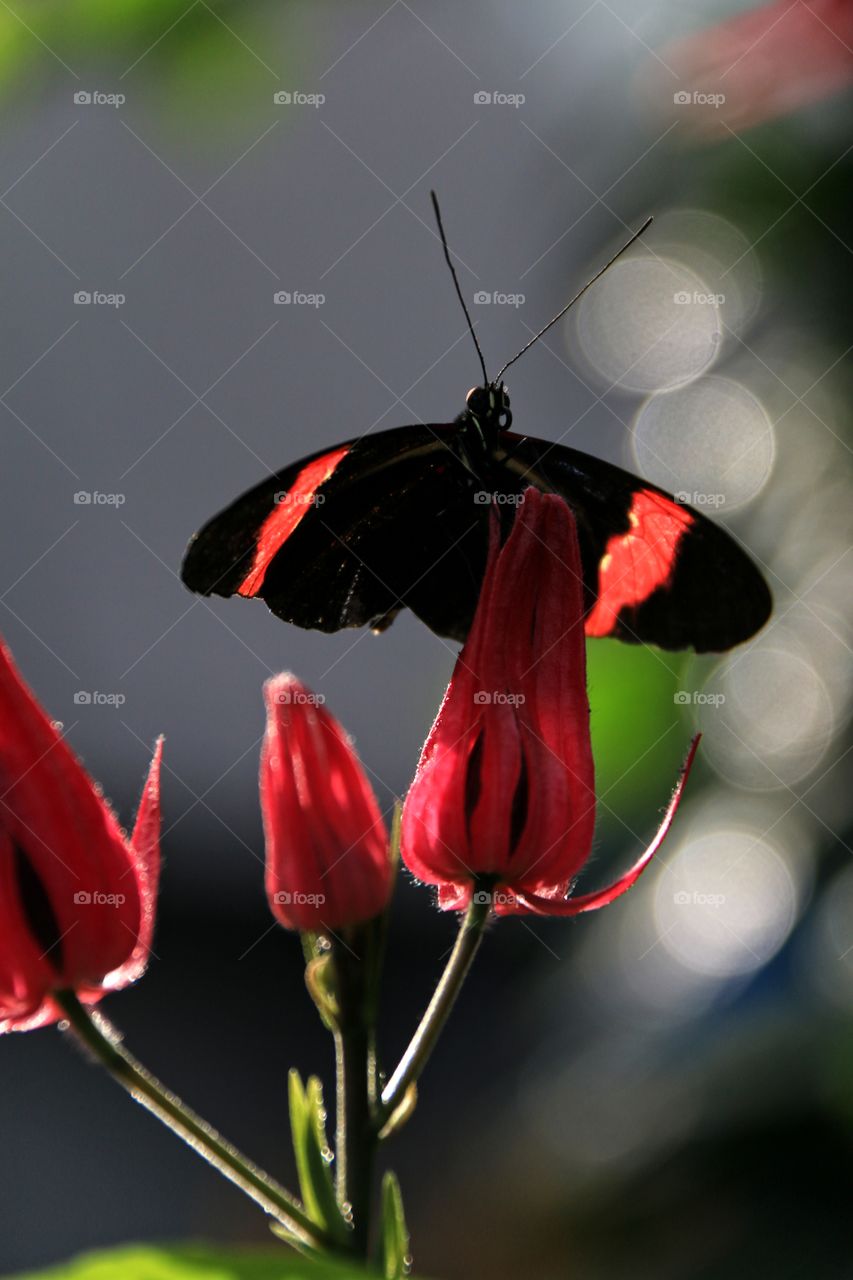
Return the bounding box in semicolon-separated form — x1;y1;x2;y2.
430;190;489;387
494;216;653;382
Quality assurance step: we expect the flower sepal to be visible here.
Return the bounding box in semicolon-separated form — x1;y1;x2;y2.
304;946;341;1033
510;735;701;917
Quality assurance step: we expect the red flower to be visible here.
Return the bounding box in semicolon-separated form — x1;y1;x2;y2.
401;487;697;916
649;0;853;138
261;674;392;932
0;639;162;1033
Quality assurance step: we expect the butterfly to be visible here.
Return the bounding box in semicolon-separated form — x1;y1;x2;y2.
181;197;771;653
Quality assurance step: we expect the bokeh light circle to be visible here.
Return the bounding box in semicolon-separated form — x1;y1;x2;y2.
649;208;763;335
699;645;835;789
632;376;775;512
572;256;723;393
654;827;799;977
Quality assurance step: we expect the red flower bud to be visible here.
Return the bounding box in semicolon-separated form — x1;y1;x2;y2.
261;675;392;932
402;487;697;916
0;638;162;1032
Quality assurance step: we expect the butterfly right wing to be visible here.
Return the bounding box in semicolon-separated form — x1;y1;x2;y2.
496;432;772;653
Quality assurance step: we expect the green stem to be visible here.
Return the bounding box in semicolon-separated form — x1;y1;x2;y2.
330;937;375;1258
55;990;335;1252
376;895;490;1131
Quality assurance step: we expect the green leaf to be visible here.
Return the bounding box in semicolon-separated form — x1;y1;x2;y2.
288;1071;350;1246
379;1172;410;1280
3;1242;381;1279
377;1084;418;1141
305;953;341;1031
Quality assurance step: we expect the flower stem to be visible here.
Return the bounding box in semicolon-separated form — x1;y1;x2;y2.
55;990;335;1252
330;936;375;1257
377;895;490;1131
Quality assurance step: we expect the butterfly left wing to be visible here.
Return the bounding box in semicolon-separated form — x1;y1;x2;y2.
494;432;771;653
182;424;490;640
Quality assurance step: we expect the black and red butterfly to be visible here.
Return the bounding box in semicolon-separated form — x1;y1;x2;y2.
181;199;771;653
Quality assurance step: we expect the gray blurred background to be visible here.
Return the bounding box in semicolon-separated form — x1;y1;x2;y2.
1;2;852;1277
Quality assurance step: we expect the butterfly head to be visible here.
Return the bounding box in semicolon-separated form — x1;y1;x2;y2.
465;383;512;434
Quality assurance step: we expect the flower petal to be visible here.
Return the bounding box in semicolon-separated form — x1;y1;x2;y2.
105;738;163;990
0;640;163;1029
0;642;142;998
402;490;597;904
261;674;392;932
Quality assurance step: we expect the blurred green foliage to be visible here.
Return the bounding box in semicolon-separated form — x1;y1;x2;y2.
0;0;301;130
587;639;688;826
678;113;853;370
6;1243;389;1280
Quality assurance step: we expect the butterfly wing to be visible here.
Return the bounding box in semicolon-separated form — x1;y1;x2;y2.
183;422;771;651
181;424;490;640
495;432;771;652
